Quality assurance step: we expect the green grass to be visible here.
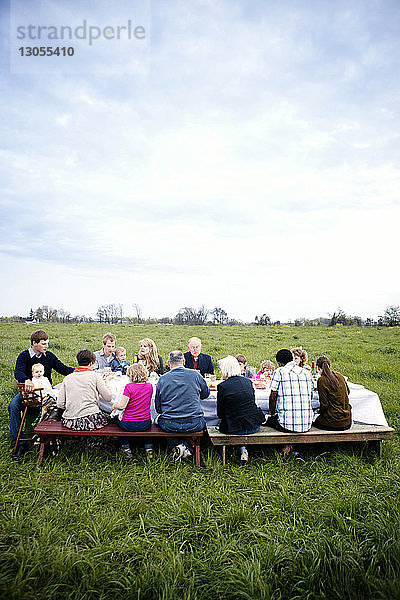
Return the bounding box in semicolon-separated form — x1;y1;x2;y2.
0;324;399;600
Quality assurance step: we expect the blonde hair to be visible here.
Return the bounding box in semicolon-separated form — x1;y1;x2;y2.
291;347;308;367
115;346;126;357
102;332;116;345
218;355;241;378
32;363;44;376
260;360;274;372
126;363;148;383
138;338;160;373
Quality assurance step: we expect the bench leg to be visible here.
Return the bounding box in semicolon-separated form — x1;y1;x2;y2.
195;442;200;468
369;439;382;458
38;436;49;463
222;445;226;466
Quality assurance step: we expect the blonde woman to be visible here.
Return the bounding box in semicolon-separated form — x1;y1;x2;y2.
133;338;164;376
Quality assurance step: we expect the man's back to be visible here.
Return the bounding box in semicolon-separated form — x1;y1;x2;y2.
270;361;314;432
155;366;209;419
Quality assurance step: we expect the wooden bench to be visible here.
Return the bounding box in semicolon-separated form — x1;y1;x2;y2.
34;421;203;467
207;424;395;464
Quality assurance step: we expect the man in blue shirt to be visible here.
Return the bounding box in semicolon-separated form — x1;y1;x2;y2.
9;329;73;460
156;350;209;461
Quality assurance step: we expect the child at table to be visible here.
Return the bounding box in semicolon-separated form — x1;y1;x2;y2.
110;346;130;374
254;360;275;380
111;363;153;459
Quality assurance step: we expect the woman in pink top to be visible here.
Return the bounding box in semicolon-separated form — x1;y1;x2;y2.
112;363;153;459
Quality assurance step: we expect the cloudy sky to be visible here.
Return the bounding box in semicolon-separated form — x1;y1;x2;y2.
1;0;399;322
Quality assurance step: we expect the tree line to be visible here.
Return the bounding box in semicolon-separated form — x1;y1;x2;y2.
1;304;400;327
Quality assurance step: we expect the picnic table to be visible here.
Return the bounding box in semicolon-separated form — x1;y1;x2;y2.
99;375;389;428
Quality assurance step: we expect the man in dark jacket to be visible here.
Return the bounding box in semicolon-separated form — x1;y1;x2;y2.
9;329;73;460
184;336;214;376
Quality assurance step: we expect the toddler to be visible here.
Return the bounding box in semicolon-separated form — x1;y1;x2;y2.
110;346;130;374
255;360;275;380
31;363;58;399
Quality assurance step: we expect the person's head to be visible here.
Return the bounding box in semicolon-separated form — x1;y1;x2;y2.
316;355;339;391
292;347;308;368
32;363;44;378
260;360;275;377
102;333;116;357
139;338;157;358
235;354;247;374
188;337;202;359
76;349;96;366
168;350;185;369
115;346;126;361
219;355;241;379
275;349;293;366
126;363;148;383
31;330;49;354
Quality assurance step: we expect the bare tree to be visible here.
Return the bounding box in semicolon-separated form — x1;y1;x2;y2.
132;303;143;324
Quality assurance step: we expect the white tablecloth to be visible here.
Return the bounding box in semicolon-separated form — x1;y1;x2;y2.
99;377;389;428
201;382;389;427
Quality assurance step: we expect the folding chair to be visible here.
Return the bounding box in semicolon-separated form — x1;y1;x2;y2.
13;382;45;455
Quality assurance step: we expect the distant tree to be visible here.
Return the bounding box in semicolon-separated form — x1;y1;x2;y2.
132;303;143;324
294;318;305;326
329;307;346;326
96;303;123;324
157;317;172;324
174;306;209;325
254;314;271;326
384;305;400;326
212;307;228;325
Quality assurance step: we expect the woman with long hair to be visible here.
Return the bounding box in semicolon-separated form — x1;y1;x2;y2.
133;338;164;376
314;356;352;430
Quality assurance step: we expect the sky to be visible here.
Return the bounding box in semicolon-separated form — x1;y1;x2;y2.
1;0;399;323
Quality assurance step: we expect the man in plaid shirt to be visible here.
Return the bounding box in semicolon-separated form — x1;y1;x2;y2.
267;349;314;446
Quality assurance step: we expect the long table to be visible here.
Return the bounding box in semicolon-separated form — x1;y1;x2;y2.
99;377;389;428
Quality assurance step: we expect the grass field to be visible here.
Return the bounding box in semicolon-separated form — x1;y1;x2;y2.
0;324;399;600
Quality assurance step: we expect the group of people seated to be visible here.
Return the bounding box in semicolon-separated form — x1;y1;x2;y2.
9;330;352;463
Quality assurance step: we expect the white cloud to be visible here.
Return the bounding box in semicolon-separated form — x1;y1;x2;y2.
1;0;400;320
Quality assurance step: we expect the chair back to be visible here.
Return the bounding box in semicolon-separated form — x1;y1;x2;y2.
17;382;44;406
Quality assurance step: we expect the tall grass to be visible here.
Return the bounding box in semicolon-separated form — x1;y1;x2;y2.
0;324;399;599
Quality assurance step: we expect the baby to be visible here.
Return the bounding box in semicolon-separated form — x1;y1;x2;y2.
110;346;131;374
255;360;275;380
31;363;58;399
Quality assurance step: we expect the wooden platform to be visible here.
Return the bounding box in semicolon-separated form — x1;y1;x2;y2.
207;424;395;464
34;421;203;467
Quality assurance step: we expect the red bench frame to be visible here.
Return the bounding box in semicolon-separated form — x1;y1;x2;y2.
34;421;203;467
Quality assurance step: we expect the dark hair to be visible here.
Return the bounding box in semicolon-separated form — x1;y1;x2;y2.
316;356;339;392
76;349;96;366
235;354;247;365
276;349;293;365
31;330;48;344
